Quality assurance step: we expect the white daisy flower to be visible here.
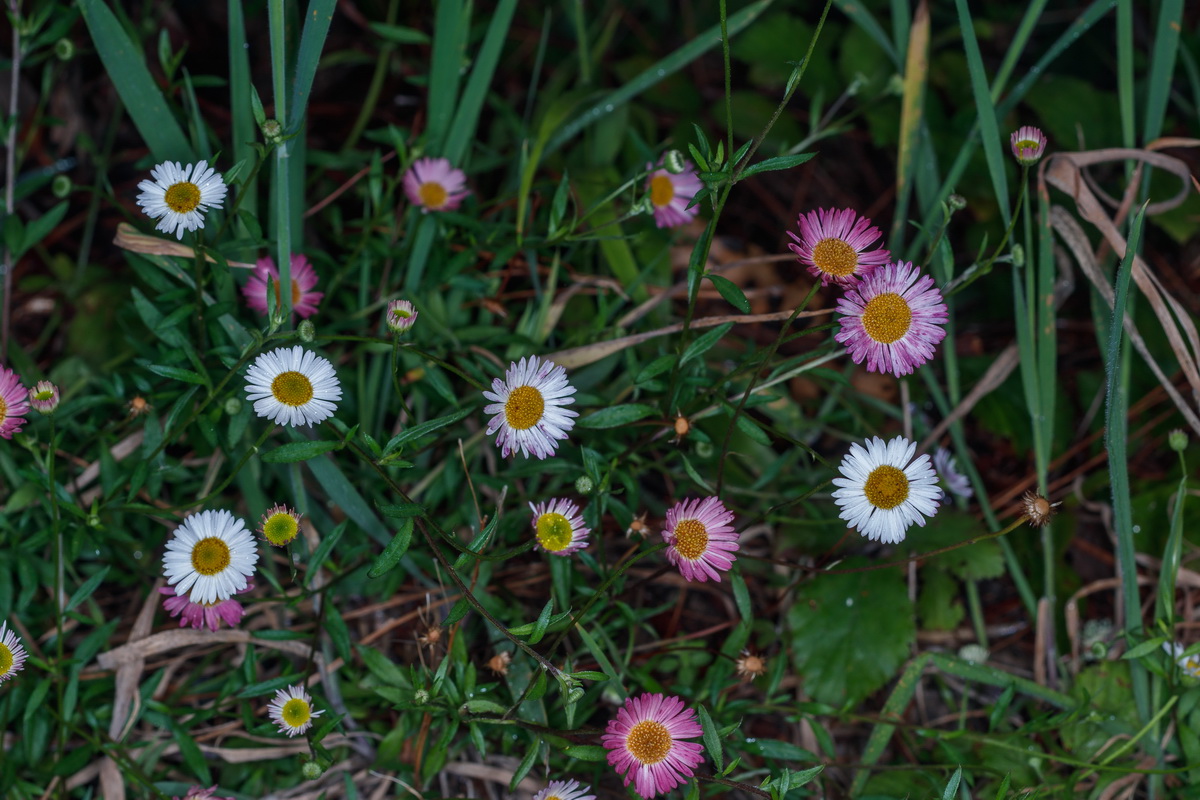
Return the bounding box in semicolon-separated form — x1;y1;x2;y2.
136;160;228;240
482;355;578;459
267;684;324;737
162;509;259;605
831;435;940;544
244;345;341;428
933;446;974;499
0;620;28;684
1164;642;1200;679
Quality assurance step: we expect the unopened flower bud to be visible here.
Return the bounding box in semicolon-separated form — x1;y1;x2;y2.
52;175;72;198
262;119;284;145
223;397;242;416
1169;429;1188;452
297;319;315;342
301;761;324;780
1011;243;1025;269
29;381;60;414
386;299;418;335
54;38;74;61
575;475;594;495
663;149;687;174
947;194;967;212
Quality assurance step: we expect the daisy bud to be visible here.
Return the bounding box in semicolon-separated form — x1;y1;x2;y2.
1169;429;1188;452
1011;243;1025;269
29;381;60;415
386;299;418;335
414;688;430;705
54;37;74;61
947;193;966;212
223;397;242;416
1010;125;1048;166
297;319;316;342
261;119;284;145
662;149;687;174
575;475;594;495
958;644;989;664
301;761;324;781
52;175;72;198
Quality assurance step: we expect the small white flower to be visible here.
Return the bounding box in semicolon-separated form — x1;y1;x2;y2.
529;497;590;556
0;620;28;684
244;345;341;428
532;779;596;800
267;684;324;736
831;435;940;544
934;446;974;499
136;160;228;240
1164;642;1200;679
162;510;259;605
482;355;577;459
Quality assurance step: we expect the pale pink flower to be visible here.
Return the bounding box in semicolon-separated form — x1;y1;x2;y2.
1010;126;1048;166
0;365;29;439
787;207;890;286
663;497;740;582
646;159;703;229
174;785;235;800
532;779;596;800
403;157;470;212
159;582;253;631
243;253;324;319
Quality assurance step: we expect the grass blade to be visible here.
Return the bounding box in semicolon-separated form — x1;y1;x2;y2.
288;0;337;132
426;0;467;151
229;0;258;220
953;0;1009;226
832;0;898;66
78;0;194;163
444;0;518;164
1142;0;1183;143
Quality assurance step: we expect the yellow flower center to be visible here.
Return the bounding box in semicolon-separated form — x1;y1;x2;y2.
281;697;311;728
863;465;910;510
0;397;6;422
626;719;672;765
1015;139;1040;156
811;237;858;277
860;292;912;344
164;181;202;214
392;307;412;321
536;512;574;552
271;371;314;407
191;537;232;576
418;181;448;209
671;518;709;560
263;512;299;546
650;174;676;207
504;385;544;430
33;389;53;402
0;643;12;676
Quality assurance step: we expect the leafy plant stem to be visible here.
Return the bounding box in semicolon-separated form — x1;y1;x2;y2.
719;0;734;159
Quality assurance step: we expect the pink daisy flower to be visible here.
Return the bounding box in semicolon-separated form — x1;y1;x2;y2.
787;207;890;286
159;582;253;631
646;159;703;229
174;786;235;800
403;157;470;212
933;446;973;499
0;365;29;439
529;498;590;556
1010;125;1048;166
533;779;595;800
602;693;705;799
662;497;740;582
482;355;578;459
243;253;324;319
834;260;948;377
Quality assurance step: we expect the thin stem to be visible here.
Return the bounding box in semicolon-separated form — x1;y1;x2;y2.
1;0;22;363
49;416;66;798
268;0;293;321
719;0;734;158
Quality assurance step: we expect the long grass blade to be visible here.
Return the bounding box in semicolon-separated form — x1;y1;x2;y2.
832;0;898;66
891;0;929;251
953;0;1009;226
228;0;258;219
288;0;337;132
426;0;467;151
1142;0;1183;143
444;0;518;164
1116;0;1135;148
78;0;194;163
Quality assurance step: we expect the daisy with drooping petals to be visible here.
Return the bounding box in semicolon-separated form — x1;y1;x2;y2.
260;504;302;547
934;446;973;499
0;365;29;439
483;355;578;459
1010;126;1048;166
386;299;418;335
268;684;324;737
663;496;740;582
243;254;324;319
244;345;341;428
646;158;703;229
29;380;60;415
174;787;235;800
832;435;940;544
834;260;948;377
162;509;259;605
404;157;470;212
159;583;252;632
0;620;28;684
602;693;705;799
1164;642;1200;679
533;779;596;800
787;207;890;286
136;160;228;240
529;498;590;556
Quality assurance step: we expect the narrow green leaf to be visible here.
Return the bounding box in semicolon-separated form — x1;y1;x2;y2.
953;0;1009;225
636;354;677;384
78;0;194;162
260;440;341;463
737;152;816;180
66;566;110;613
575;404;658;430
942;766;962;800
734;413;771;446
377;502;426;519
288;0;337;131
1122;637;1168;661
697;705;723;772
562;744;609;762
510;739;542;792
444;0;517;163
237;674;303;698
144;363;207;386
446;596;471;625
680;322;734;367
382;408;472;455
730;571;752;622
425;0;467;149
367;518;415;579
18;201;69;258
527;599;555;645
706;274;750;313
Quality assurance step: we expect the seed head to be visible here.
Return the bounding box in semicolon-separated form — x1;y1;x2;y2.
1021;490;1059;528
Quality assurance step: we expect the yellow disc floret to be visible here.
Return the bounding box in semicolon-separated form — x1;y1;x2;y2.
863;465;910;510
271;371;315;407
650;175;676;207
536;512;574;552
671;518;709;560
811;237;858;277
191;537;232;576
164;181;202;214
0;643;12;677
626;719;672;765
263;512;300;546
419;182;448;209
860;292;912;344
281;697;312;728
504;385;545;430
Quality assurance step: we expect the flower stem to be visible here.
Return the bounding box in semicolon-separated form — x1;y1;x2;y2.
268;0;293;322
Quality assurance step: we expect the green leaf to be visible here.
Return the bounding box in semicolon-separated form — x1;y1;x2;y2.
443;0;517;163
706;274;750;313
738;152;817;180
461;698;509;716
381;408;473;456
733;413;771;446
446;596;471;625
942;766;962;800
636;354;676;384
697;705;723;772
368;23;431;44
730;570;752;622
527;599;555;645
570;670;611;682
377;501;426;519
66;566;110;613
680;322;733;367
562;744;609;762
260;440;341;463
367;518;415;579
18;201;69;259
78;0;194;163
575;403;658;430
237;674;303;698
510;739;542;792
288;0;337;131
1123;637;1169;661
144;363;207;386
359;645;411;689
917;569;965;632
786;560;915;705
308;520;348;573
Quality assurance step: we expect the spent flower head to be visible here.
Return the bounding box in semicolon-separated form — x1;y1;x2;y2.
159;583;252;632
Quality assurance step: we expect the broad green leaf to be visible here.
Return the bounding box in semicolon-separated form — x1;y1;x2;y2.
561;744;608;762
738;151;817;179
787;560;915;706
575;404;658;430
706;274;750;313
